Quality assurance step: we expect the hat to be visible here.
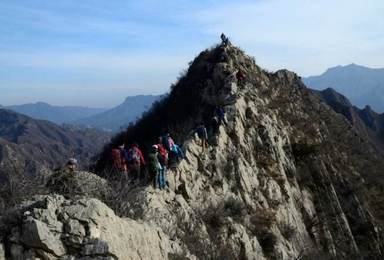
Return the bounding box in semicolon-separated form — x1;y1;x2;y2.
152;145;158;150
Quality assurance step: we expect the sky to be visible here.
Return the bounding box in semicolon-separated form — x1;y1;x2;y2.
0;0;383;107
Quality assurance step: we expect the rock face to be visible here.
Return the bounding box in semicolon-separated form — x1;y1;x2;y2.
0;195;182;259
96;42;384;259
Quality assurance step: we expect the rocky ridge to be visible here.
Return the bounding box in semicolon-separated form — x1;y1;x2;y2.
1;41;384;259
313;88;384;154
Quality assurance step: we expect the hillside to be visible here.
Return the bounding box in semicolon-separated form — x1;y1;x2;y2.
74;95;160;132
6;102;107;124
2;41;384;259
0;108;111;210
93;42;384;258
313;88;384;155
303;64;384;112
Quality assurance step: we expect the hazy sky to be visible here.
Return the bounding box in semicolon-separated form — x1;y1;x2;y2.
1;0;383;107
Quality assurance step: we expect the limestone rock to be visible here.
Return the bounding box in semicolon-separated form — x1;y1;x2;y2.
1;195;183;259
0;244;5;260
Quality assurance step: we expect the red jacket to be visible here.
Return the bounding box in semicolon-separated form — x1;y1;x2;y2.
132;146;146;165
111;148;127;172
157;143;168;166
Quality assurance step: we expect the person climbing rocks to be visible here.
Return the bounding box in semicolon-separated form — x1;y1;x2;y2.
220;33;229;46
210;116;220;136
111;145;128;180
168;143;185;170
196;124;208;153
148;145;161;188
157;137;169;189
215;106;227;125
236;69;246;83
162;133;175;152
125;143;145;182
114;145;127;174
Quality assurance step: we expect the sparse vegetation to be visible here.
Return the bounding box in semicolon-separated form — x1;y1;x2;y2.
278;221;296;240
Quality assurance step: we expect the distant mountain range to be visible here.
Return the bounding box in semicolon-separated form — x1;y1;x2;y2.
0;108;111;183
303;64;384;112
6;102;108;124
5;95;160;132
73;95;160;132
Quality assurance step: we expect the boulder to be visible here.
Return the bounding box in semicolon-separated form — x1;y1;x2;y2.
1;195;183;259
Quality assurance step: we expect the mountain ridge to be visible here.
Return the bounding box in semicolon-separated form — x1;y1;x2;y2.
6;102;108;125
312;87;384;154
93;41;384;258
74;94;160;132
303;64;384;112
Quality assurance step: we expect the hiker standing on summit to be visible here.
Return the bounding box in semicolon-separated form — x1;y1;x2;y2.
221;33;229;46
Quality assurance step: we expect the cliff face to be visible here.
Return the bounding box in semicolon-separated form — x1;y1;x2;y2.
2;42;384;259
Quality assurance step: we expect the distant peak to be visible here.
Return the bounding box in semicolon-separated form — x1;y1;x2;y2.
35;102;51;106
326;63;367;72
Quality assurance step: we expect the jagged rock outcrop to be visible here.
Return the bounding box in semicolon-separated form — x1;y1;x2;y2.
95;42;384;259
0;195;183;259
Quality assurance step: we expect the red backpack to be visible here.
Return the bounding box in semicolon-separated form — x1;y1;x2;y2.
111;149;126;171
157;144;168;165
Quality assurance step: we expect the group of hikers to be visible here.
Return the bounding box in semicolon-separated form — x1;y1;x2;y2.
111;134;185;189
110;104;231;190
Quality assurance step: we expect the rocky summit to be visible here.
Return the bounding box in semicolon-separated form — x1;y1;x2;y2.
1;41;384;259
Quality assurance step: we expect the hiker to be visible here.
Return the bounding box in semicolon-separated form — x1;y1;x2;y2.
215;106;226;125
148;145;161;188
162;133;175;152
66;157;78;172
220;33;229;46
210;116;220;136
196;124;208;152
111;145;128;180
168;143;185;170
157;137;169;189
173;144;185;159
236;69;246;83
125;143;145;182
